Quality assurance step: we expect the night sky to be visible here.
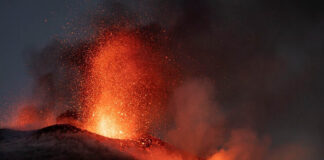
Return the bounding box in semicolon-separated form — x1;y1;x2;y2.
0;0;96;103
0;0;323;159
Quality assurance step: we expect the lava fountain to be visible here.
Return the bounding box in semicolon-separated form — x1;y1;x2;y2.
82;30;175;139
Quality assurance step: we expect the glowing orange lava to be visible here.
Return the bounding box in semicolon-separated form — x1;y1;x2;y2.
83;31;169;139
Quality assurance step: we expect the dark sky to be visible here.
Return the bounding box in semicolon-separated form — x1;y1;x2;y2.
0;0;323;158
0;0;64;103
0;0;97;104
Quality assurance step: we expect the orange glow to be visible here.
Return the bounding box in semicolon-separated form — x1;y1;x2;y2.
83;31;170;139
4;104;56;130
3;29;177;140
12;106;39;129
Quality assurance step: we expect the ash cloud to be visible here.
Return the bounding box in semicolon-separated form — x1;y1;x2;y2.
156;0;323;159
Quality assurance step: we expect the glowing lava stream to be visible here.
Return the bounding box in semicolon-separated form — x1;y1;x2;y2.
83;32;161;139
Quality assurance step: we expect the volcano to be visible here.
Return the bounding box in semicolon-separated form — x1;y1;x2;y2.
0;124;198;160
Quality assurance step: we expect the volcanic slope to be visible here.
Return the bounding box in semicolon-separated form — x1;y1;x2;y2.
0;124;198;160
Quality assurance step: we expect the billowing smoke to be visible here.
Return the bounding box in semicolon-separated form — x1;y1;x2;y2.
167;79;321;159
166;79;226;156
1;0;323;159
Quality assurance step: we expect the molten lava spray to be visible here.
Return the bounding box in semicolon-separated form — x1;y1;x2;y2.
82;31;175;139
